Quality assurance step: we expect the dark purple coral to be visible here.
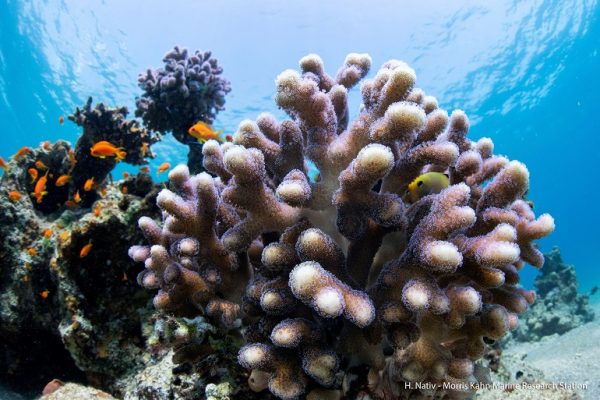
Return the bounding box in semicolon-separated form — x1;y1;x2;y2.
135;46;231;172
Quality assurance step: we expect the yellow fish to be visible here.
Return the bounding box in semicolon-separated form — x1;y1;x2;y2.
406;172;449;203
188;121;223;143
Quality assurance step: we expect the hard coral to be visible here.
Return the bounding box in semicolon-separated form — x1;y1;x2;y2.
130;53;554;399
135;46;231;172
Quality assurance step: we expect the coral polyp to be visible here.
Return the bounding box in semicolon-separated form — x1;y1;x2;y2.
130;53;554;399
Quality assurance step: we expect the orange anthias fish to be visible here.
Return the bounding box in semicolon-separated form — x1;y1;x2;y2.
8;191;21;202
35;160;48;170
40;289;50;299
140;142;149;157
42;141;51;150
94;205;101;217
90;141;126;161
28;168;39;183
59;116;64;125
73;190;81;203
64;200;77;208
15;146;32;158
188;121;223;143
122;172;130;178
0;156;9;171
79;240;93;258
68;149;76;164
157;162;170;175
83;177;95;191
55;175;70;187
27;247;37;257
32;171;49;203
121;186;128;194
43;228;53;239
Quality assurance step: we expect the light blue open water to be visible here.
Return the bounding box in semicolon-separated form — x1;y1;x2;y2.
1;0;599;292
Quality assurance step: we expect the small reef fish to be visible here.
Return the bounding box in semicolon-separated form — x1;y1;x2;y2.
90;141;126;161
40;289;50;299
188;121;223;143
405;172;449;203
28;168;39;182
32;171;49;203
591;286;598;296
27;247;37;257
0;156;9;171
99;187;107;197
139;166;150;174
55;175;70;187
42;141;51;150
157;162;170;175
83;177;95;191
14;146;32;158
8;191;22;202
65;200;77;208
35;160;48;170
121;186;128;194
94;205;101;217
122;172;130;178
43;228;53;239
122;272;128;281
68;149;76;164
79;240;93;258
140;143;149;157
73;190;81;203
59;116;64;125
225;134;233;142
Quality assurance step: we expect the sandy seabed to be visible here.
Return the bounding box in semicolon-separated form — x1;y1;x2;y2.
477;301;600;400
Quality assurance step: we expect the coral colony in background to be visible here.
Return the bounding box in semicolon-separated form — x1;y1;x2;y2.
130;52;554;399
136;46;231;173
0;47;556;400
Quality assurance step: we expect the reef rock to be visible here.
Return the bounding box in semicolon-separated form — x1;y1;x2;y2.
0;149;160;393
513;247;594;342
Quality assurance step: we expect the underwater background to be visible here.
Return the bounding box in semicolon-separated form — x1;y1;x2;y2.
2;0;598;292
1;1;600;399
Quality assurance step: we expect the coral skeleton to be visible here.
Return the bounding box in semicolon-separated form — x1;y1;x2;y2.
130;53;554;399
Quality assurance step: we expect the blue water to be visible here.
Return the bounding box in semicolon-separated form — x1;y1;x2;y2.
1;0;598;291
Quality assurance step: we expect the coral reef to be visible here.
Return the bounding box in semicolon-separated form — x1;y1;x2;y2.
130;53;554;399
69;97;159;207
112;322;262;400
513;247;594;342
135;46;231;172
0;97;158;214
0;149;160;393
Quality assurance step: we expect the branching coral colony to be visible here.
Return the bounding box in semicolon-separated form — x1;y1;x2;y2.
129;53;554;399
